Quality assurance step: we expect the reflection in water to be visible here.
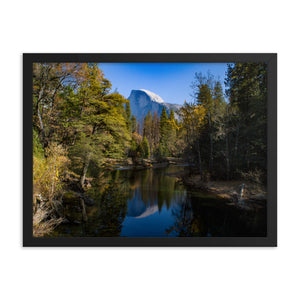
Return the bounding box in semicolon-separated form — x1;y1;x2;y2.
52;166;267;237
165;193;266;237
127;191;158;218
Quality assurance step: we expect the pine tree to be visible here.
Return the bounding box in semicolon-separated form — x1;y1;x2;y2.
225;62;267;176
159;107;169;157
166;109;178;156
141;136;150;158
125;102;132;131
131;115;137;133
193;75;226;173
143;110;153;154
159;107;168;140
152;111;160;152
213;81;225;109
169;109;175;121
178;101;206;176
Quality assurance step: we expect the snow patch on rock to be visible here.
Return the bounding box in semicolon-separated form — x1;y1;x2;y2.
128;89;181;122
139;89;164;103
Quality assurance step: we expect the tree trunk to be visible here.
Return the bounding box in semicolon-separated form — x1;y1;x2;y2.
225;131;230;180
197;140;202;178
234;124;240;170
37;107;47;148
209;132;213;171
80;197;88;222
80;154;91;188
208;113;213;171
234;125;239;157
36;84;47;148
225;108;230;180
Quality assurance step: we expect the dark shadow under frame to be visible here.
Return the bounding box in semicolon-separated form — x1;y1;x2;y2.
23;53;277;247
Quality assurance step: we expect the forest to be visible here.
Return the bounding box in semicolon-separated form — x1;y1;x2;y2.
32;62;267;237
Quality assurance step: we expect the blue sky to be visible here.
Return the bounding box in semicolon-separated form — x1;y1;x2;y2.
99;63;228;105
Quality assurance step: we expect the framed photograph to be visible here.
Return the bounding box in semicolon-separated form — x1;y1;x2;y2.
23;53;277;246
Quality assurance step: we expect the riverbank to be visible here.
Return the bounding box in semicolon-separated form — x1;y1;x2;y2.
183;175;266;200
65;163;267;215
102;157;189;170
165;171;267;210
50;164;267;237
36;163;267;237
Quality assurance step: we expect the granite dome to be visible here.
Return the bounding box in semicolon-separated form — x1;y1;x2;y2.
128;89;181;122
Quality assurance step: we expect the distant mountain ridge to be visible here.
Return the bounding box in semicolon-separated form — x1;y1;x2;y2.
128;89;181;121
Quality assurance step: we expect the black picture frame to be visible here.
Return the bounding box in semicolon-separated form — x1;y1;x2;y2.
23;53;277;247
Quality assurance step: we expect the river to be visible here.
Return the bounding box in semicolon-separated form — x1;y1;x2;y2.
52;165;267;237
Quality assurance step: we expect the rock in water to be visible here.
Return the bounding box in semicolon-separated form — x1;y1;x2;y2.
128;89;181;122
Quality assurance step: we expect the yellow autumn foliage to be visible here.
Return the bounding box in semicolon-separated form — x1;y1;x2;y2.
33;143;70;203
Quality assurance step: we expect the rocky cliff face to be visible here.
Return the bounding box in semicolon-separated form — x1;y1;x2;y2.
128;89;181;121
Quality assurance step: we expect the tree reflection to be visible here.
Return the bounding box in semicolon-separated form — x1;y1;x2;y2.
166;192;267;237
126;167;185;217
84;167;184;236
83;172;129;237
52;166;266;237
165;198;193;236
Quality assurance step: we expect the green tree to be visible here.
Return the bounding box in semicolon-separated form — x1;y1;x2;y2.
178;102;206;176
213;81;226;109
166;109;178;156
151;111;160;152
225;63;267;177
68;63;130;187
131;114;137;133
33;63;78;148
197;84;214;170
159;107;168;137
169;108;175;121
192;73;227;174
125;102;132;131
141;136;150;158
143;111;153;154
158;107;169;157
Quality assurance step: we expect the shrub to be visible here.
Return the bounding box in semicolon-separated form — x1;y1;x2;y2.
33;143;70;202
240;168;264;185
33;143;70;237
33;128;44;158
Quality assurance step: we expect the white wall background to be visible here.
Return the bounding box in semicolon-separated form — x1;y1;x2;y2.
0;1;299;299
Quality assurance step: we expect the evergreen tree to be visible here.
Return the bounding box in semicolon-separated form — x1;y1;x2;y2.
178;101;206;176
225;62;267;177
143;110;153;154
141;136;150;158
166;109;178;156
158;107;169;157
159;106;168;137
213;81;226;109
197;83;214;170
169;109;175;121
131;115;137;133
192;73;227;174
125;102;132;131
152;111;160;152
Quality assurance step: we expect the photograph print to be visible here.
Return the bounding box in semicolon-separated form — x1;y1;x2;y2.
25;54;276;245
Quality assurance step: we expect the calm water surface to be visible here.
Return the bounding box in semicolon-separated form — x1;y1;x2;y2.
53;166;266;237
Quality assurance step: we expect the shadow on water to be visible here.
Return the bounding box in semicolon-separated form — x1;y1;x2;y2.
52;166;266;237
